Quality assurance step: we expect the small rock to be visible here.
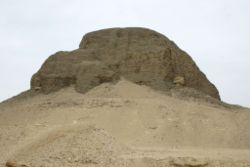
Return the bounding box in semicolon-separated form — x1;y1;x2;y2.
6;160;28;167
170;157;208;167
173;76;185;86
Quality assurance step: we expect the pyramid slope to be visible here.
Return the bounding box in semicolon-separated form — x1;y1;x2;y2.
31;27;220;99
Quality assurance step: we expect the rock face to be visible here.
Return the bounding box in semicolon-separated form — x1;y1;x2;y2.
31;27;220;99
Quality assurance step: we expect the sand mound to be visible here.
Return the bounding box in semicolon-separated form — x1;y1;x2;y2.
31;27;220;99
1;80;250;166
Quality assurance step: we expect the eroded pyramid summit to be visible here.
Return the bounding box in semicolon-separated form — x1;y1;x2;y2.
31;27;220;99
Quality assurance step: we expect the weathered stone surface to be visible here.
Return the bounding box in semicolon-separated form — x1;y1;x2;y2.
31;27;220;99
173;76;185;86
75;61;119;93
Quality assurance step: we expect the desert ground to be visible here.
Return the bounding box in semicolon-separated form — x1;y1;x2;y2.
0;79;250;167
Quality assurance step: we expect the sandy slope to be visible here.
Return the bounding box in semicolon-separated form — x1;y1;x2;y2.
0;79;250;167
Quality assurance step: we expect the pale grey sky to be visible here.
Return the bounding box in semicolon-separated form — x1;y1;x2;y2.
0;0;249;107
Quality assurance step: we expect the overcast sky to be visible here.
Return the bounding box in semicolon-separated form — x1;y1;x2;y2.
0;0;249;107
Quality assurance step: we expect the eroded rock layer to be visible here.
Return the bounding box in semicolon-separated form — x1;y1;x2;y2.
31;27;220;99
